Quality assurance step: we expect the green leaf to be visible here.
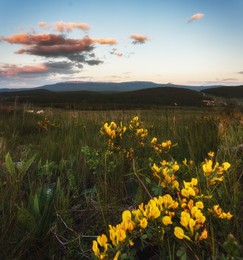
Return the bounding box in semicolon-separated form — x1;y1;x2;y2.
152;186;163;196
145;177;151;184
176;245;187;260
141;234;148;240
33;194;40;216
5;153;16;176
17;208;36;232
18;154;36;177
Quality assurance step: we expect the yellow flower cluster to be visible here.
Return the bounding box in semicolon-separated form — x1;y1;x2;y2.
151;160;180;191
174;197;207;241
92;210;136;259
92;176;233;259
37;117;60;131
95;118;233;259
208;205;233;220
151;137;173;153
100;116;148;153
100;121;127;150
202;152;231;185
181;178;199;198
129;116;148;146
92;189;220;258
133;194;178;223
92;194;178;259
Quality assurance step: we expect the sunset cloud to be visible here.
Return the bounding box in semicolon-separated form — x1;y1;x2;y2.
0;61;81;78
1;32;116;68
188;13;205;23
2;33;67;45
238;71;243;74
39;21;90;32
93;37;117;45
0;20;146;83
0;64;48;77
129;34;149;44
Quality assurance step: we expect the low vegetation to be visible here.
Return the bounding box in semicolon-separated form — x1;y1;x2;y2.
0;105;242;259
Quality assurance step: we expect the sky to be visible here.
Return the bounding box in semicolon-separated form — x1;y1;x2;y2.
0;0;243;89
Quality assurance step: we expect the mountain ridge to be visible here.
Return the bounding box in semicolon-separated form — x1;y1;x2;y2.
0;80;235;93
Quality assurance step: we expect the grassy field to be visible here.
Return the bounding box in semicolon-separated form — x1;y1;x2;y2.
0;105;242;259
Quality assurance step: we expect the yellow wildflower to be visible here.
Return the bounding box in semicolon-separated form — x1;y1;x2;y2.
202;159;213;176
172;180;179;190
182;158;188;166
152;163;161;173
97;234;108;250
181;188;190;198
161;160;167;166
188;218;196;234
174;227;191;240
208;176;224;185
191;178;198;186
140;218;148;229
132;209;142;222
92;240;100;258
151;137;157;144
116;228;126;242
195;201;204;209
172;162;179;172
208;151;215;157
219;212;233;220
222;162;231;171
199;228;208;240
148;200;160;219
129;240;134;246
122;210;131;222
122;210;135;231
180;211;190;228
162;216;173;226
110;121;117;129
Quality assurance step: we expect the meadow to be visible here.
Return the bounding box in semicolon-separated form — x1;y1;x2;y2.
0;105;242;259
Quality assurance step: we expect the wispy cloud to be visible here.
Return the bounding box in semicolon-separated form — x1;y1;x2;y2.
238;71;243;74
110;48;123;57
129;34;149;44
188;13;205;23
39;21;90;32
94;38;117;45
222;78;238;82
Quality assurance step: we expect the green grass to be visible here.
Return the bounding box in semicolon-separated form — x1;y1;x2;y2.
0;106;242;259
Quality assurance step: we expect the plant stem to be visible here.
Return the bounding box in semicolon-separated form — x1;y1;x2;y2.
132;158;153;199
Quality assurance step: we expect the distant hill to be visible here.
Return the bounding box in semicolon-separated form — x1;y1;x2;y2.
201;85;243;98
0;87;210;108
0;81;219;93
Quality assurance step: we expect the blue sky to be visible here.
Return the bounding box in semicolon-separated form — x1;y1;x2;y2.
0;0;243;88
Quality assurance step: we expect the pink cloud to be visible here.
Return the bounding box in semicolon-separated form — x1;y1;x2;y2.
39;21;90;32
92;37;117;45
2;33;66;45
188;13;205;23
0;64;48;76
129;34;149;44
0;22;118;74
2;33;116;57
